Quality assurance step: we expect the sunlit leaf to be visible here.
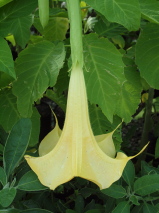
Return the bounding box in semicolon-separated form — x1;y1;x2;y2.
4;118;32;177
136;23;159;89
0;0;37;37
11;15;33;48
0;37;15;78
13;41;65;117
0;89;20;132
139;0;159;24
29;108;40;147
83;33;125;122
0;0;13;7
134;174;159;196
17;170;47;191
34;17;69;41
85;0;141;31
0;188;16;207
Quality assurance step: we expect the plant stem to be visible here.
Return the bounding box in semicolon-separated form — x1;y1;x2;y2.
66;0;83;68
136;88;154;171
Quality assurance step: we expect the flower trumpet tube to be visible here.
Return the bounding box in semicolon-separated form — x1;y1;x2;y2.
25;64;147;190
25;0;147;190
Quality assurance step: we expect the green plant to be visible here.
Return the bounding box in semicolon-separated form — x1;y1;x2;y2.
0;0;159;212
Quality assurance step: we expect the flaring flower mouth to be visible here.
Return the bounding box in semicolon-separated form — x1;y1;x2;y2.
25;65;147;190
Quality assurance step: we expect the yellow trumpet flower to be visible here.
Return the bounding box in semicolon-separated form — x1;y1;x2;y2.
25;64;147;190
25;0;147;191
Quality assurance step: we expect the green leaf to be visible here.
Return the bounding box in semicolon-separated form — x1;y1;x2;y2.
66;210;76;213
122;160;135;187
131;205;143;213
3;118;32;178
85;210;102;213
0;72;14;88
0;166;7;186
0;0;13;7
0;188;16;207
45;89;66;112
139;0;159;24
0;0;37;37
141;161;159;176
0;89;21;132
0;209;20;213
89;104;121;135
156;203;159;211
115;59;142;122
29;108;40;147
94;17;127;38
112;201;130;213
85;0;140;31
101;183;127;199
136;23;159;89
116;81;141;122
143;203;157;213
134;174;159;196
83;33;125;122
129;195;140;206
75;195;84;213
17;170;47;191
11;16;33;48
13;41;65;117
155;137;159;159
55;64;69;94
22;209;52;213
34;17;69;41
0;37;15;78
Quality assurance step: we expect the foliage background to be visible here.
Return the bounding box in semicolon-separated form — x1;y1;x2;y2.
0;0;159;212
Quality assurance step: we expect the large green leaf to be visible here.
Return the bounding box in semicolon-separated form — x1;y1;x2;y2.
0;209;19;213
17;170;47;191
89;104;121;135
0;188;16;207
136;23;159;89
0;0;37;18
139;0;159;24
85;210;101;213
122;160;135;187
0;72;14;88
13;41;65;117
134;174;159;196
112;201;130;213
101;184;127;199
94;17;127;38
131;205;143;213
0;37;15;78
45;89;66;112
34;17;69;41
22;209;52;213
116;81;141;122
143;203;157;213
29;107;40;147
0;0;13;7
83;34;125;122
3;118;32;178
85;0;140;31
11;16;33;48
0;166;7;186
0;0;37;37
0;89;20;132
115;49;142;122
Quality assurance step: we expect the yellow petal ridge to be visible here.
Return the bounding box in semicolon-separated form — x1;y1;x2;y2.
25;65;147;190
